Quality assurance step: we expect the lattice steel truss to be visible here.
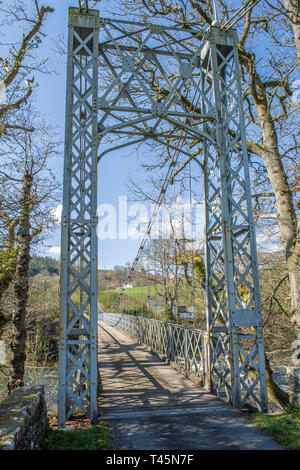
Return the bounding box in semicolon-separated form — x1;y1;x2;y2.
59;6;268;427
201;32;267;410
100;313;207;381
58;9;99;427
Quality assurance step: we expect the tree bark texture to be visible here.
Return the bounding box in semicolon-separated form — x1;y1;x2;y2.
284;0;300;65
8;171;33;392
244;58;300;340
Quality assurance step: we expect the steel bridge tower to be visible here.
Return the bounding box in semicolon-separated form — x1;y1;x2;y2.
58;6;268;427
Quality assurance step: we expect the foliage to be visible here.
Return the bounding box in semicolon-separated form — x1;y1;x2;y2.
250;405;300;450
26;271;60;365
192;255;205;288
0;246;17;331
0;247;17;291
259;253;295;365
39;422;114;450
98;265;151;291
99;285;157;311
29;256;59;277
0;1;59;390
98;290;120;311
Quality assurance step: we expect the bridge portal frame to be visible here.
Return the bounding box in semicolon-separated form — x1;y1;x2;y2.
58;6;268;428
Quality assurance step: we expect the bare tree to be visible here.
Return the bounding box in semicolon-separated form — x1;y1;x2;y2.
0;0;55;343
112;0;300;343
0;179;19;330
282;0;300;65
0;110;59;392
0;0;54;136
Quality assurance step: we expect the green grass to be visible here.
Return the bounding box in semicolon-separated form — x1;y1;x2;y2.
99;284;192;304
100;284;157;298
99;285;158;311
98;290;120;308
250;405;300;450
98;283;197;316
39;422;114;451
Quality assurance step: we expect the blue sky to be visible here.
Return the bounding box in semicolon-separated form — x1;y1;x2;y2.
13;0;155;268
27;0;206;268
1;0;286;267
0;0;206;269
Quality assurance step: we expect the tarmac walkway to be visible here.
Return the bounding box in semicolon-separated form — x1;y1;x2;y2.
97;321;282;450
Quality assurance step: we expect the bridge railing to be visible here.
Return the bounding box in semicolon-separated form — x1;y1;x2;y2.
98;313;208;384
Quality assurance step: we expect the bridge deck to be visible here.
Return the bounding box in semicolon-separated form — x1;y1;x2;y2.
97;322;281;450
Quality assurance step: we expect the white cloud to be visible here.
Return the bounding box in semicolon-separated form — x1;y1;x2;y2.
256;229;283;253
51;204;62;223
48;246;61;256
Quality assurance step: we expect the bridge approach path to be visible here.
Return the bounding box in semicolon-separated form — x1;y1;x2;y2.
97;321;281;450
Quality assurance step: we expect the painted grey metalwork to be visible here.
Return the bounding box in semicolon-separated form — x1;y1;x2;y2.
99;313;207;381
59;5;268;426
202;26;268;410
58;8;99;427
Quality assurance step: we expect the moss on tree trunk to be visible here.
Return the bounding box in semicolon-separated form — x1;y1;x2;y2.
8;172;33;393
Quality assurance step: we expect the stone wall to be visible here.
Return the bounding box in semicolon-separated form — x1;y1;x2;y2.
0;385;48;450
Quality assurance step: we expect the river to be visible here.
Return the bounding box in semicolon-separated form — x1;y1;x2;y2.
0;363;291;413
0;366;58;412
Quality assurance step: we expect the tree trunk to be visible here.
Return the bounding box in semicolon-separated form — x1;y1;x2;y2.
0;250;17;333
284;0;300;65
8;171;33;392
0;216;18;333
290;201;300;339
246;63;300;340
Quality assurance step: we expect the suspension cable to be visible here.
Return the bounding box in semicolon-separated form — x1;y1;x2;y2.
220;0;262;31
109;147;182;312
109;59;201;313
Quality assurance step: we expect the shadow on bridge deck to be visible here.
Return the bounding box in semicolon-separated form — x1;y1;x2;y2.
97;321;282;450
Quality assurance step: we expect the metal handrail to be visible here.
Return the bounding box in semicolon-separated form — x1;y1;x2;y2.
99;313;207;383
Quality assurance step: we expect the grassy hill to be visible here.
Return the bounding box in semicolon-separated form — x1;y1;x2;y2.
98;285;157;313
20;255;300;366
100;284;157;298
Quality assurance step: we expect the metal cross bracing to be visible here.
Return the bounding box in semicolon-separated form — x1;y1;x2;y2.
59;8;99;427
59;6;268;427
201;31;268;410
99;313;207;381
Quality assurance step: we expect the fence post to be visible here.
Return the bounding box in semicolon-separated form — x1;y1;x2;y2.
167;324;172;362
204;331;212;391
184;328;188;371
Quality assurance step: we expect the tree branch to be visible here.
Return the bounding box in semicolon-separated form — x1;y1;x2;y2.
3;6;54;88
0;78;34;120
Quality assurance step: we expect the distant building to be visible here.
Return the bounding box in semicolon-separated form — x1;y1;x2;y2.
177;306;195;320
122;282;133;289
179;311;195;320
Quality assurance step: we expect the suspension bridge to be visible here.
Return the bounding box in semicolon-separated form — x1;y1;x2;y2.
58;0;271;444
96;316;281;450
